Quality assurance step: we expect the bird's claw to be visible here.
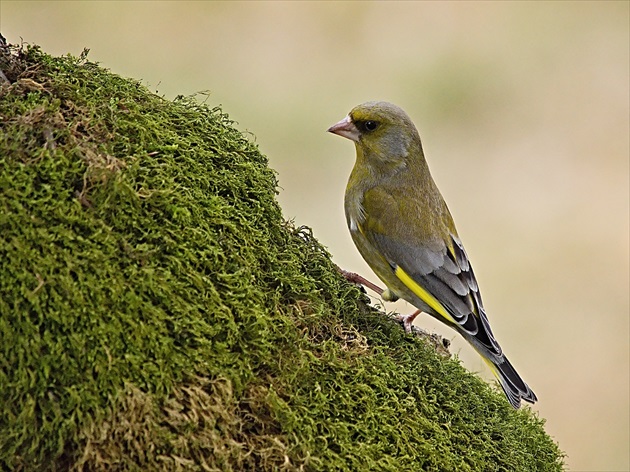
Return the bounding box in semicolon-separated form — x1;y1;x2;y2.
395;309;421;334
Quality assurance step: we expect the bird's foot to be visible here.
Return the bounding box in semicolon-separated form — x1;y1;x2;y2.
395;309;421;334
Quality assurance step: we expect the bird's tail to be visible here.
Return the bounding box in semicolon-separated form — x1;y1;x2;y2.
481;354;537;409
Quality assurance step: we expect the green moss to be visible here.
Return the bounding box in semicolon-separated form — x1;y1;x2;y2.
0;43;564;471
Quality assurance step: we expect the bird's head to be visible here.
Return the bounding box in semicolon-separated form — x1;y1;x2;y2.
328;101;423;166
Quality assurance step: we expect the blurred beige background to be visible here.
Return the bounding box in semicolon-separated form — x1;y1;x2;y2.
2;2;628;470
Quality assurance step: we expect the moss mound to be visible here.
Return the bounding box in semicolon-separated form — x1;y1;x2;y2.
0;42;564;471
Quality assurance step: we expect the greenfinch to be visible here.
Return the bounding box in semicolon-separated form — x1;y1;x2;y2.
328;101;537;408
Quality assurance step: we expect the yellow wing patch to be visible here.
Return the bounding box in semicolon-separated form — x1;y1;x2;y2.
394;266;457;324
481;356;500;379
447;243;457;262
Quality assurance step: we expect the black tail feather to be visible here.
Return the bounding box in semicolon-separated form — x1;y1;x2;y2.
493;355;537;408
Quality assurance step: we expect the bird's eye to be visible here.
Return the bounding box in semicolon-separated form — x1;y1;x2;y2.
364;120;378;131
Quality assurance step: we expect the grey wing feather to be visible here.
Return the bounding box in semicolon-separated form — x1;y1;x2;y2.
370;232;502;357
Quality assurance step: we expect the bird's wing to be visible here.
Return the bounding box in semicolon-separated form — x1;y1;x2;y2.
361;188;502;357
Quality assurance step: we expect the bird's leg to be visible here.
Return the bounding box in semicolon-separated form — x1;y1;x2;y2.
338;268;385;295
338;266;418;333
338;267;401;302
395;309;421;334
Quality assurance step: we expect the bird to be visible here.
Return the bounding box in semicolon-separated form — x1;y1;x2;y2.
327;101;537;408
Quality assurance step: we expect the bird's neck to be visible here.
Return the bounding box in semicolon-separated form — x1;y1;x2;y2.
344;142;439;228
352;142;433;190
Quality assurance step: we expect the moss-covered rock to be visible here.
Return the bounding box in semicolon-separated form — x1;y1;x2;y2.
0;42;564;471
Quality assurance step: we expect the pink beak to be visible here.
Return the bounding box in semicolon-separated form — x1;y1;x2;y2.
327;115;360;142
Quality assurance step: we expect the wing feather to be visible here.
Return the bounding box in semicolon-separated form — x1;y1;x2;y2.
369;230;502;357
358;186;501;356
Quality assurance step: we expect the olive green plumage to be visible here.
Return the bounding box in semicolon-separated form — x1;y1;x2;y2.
328;101;537;409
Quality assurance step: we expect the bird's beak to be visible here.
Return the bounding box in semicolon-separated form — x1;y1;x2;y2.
327;115;360;142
